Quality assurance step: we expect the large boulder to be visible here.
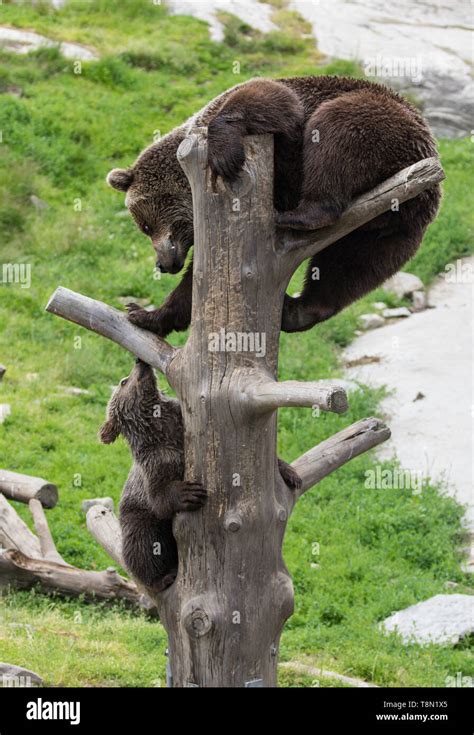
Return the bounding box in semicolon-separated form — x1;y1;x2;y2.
382;594;474;645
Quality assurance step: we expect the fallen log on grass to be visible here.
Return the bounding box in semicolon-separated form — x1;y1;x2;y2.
0;489;157;612
0;470;58;509
0;548;138;604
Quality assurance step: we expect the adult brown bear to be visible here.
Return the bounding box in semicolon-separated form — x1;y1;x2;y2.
107;76;440;335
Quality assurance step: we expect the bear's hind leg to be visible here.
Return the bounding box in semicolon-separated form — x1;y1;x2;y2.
281;224;424;333
121;509;178;592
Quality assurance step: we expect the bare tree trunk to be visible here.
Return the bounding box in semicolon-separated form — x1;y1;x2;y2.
45;131;443;687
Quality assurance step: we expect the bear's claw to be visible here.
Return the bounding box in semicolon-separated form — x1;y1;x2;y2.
175;482;207;512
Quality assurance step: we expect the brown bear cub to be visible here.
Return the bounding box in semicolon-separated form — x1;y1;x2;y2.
107;76;440;336
100;359;301;591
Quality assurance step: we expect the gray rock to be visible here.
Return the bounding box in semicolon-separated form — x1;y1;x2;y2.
383;307;412;319
58;386;91;396
373;302;387;311
359;313;385;330
0;26;98;61
0;404;11;423
82;497;114;514
412;290;427;311
0;662;43;687
382;594;474;645
384;272;424;299
30;195;48;210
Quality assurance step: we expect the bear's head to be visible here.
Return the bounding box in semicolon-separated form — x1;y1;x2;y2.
107;135;193;274
99;359;163;452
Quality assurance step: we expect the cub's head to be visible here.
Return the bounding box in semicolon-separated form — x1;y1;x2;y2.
107;136;193;274
99;360;162;452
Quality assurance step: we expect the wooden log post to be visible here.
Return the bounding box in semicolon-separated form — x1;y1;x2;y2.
0;470;58;509
45;131;444;688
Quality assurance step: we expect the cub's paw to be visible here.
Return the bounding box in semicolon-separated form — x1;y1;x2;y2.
126;304;170;338
156;569;178;592
126;302;150;325
278;460;302;491
174;482;207;513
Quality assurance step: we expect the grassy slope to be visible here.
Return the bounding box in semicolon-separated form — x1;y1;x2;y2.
0;0;473;687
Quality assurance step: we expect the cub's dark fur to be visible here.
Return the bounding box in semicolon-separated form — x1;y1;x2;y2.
100;360;301;591
99;359;206;592
107;76;440;336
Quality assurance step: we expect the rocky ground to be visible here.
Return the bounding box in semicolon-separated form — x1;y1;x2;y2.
344;257;473;537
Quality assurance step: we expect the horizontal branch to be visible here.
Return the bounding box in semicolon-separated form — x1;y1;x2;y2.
290;417;390;504
245;380;347;414
278;157;445;266
0;469;58;508
45;287;177;377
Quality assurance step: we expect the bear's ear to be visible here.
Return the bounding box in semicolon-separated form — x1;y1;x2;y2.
99;418;120;444
106;168;134;192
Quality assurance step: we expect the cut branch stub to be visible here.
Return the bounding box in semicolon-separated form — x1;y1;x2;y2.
290;416;391;505
45;287;178;379
244;378;348;414
277;156;445;270
0;470;58;508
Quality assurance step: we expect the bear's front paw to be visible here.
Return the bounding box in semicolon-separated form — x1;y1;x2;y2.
174;482;207;513
208;121;246;183
126;304;171;338
126;302;149;325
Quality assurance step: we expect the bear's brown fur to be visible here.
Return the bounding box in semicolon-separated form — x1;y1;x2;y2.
99;359;206;592
107;76;440;335
99;359;301;591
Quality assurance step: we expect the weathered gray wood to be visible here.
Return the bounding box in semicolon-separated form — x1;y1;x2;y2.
0;548;139;604
291;417;391;504
86;504;159;615
278;156;445;271
0;470;58;508
0;494;42;559
244;378;348;414
0;662;43;687
28;498;68;565
42;132;443;688
86;504;124;568
45;287;177;377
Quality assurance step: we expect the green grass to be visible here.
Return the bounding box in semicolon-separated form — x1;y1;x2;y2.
0;0;473;688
